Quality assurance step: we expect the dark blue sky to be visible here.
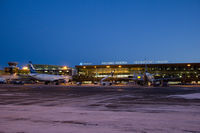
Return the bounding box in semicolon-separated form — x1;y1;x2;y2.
0;0;200;67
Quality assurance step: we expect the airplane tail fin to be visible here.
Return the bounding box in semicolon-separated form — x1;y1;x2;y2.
28;61;36;73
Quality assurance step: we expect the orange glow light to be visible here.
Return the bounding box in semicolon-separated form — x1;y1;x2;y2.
62;66;68;70
22;66;29;70
106;66;110;68
118;65;122;68
187;64;191;67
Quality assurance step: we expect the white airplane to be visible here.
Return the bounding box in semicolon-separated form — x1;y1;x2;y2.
100;71;115;86
129;64;178;86
0;74;20;84
129;64;162;86
0;77;6;84
123;65;155;83
28;61;71;85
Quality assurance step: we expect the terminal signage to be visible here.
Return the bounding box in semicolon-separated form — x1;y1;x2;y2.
134;60;169;64
79;62;92;65
101;61;128;65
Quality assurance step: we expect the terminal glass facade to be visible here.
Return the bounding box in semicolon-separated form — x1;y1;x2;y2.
19;64;72;76
76;63;200;83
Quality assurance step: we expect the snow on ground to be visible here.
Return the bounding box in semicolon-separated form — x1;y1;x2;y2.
0;85;200;133
0;105;200;133
168;93;200;99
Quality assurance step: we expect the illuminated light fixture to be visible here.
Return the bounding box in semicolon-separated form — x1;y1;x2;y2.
62;66;68;70
94;66;97;68
22;66;29;70
106;66;110;68
187;64;191;67
118;65;122;68
137;76;141;79
83;66;86;69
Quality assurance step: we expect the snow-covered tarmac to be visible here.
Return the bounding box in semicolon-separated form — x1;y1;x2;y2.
0;85;200;133
168;93;200;99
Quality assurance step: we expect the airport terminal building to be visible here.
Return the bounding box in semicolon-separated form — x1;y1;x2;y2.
75;63;200;84
2;62;73;76
20;64;73;76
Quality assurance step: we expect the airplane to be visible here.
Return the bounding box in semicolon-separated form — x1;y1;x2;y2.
100;71;115;86
0;74;23;84
28;61;71;85
0;77;6;84
126;64;178;86
0;75;25;84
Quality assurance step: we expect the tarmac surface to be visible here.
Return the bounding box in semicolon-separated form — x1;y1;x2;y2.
0;84;200;133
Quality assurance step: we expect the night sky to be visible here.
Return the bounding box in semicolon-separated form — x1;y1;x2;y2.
0;0;200;68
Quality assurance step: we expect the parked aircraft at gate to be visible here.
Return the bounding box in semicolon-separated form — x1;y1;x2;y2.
125;64;178;86
28;61;71;85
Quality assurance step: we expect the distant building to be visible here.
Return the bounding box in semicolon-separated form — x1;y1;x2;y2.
19;64;73;76
76;63;200;84
4;62;19;74
0;70;4;75
33;64;72;75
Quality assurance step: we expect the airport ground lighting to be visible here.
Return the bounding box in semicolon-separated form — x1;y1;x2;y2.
62;66;68;70
22;66;29;70
106;66;110;68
